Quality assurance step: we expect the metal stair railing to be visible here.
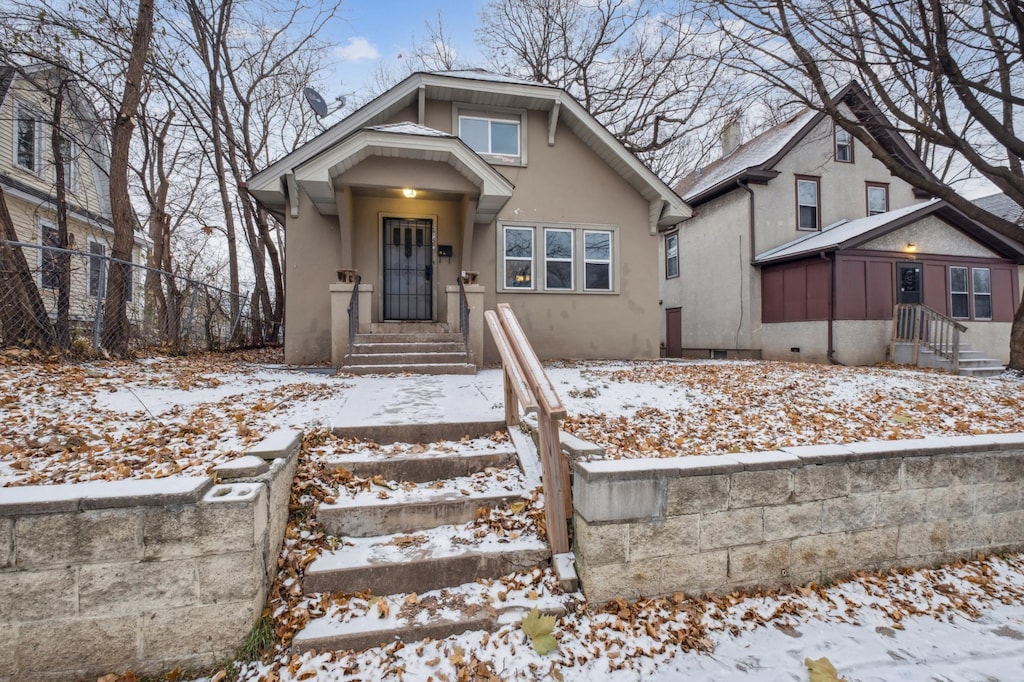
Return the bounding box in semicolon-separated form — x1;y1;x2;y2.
345;274;361;365
892;303;968;373
485;303;570;555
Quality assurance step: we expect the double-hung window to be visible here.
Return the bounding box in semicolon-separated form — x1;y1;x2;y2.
950;266;992;319
796;176;820;231
544;228;573;290
89;240;106;297
584;230;612;291
459;115;520;157
504;226;534;288
59;135;79;193
973;268;992;319
665;233;679;279
41;223;60;289
500;223;615;293
835;126;853;162
866;183;888;216
15;101;44;174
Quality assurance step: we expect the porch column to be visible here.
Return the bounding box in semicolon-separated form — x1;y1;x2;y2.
330;280;373;367
335;185;354;270
460;195;478;273
446;281;485;367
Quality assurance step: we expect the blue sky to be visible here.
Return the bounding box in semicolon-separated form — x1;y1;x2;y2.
320;1;489;98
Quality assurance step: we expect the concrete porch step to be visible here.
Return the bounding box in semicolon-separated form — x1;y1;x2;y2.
344;351;470;366
341;362;477;376
319;471;530;537
302;523;551;595
350;341;467;354
369;322;450;334
325;447;519;483
355;332;461;344
291;568;567;654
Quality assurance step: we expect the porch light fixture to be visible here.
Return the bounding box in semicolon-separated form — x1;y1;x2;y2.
905;242;917;252
402;188;417;198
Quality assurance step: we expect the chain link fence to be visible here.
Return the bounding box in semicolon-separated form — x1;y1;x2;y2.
0;240;281;356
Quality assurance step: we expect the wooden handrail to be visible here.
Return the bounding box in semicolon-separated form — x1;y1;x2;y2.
485;303;571;555
892;303;967;373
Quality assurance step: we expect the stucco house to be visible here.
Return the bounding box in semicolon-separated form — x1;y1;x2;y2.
248;70;689;371
0;64;149;333
661;82;1024;368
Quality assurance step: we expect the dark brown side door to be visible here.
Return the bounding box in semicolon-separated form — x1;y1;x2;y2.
665;307;682;358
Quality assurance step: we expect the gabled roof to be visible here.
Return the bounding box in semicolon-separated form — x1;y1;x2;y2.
248;70;690;230
754;199;1024;265
675;82;936;206
973;192;1024;226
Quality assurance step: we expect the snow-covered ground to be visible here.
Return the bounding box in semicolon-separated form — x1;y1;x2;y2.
4;353;1024;680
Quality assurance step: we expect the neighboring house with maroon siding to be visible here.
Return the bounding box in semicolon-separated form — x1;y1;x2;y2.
660;82;1024;366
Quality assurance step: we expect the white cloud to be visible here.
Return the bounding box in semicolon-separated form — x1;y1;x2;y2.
334;37;380;63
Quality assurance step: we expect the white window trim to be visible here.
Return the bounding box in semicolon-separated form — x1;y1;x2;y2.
14;98;45;176
503;225;535;291
835;126;853;163
796;176;820;231
973;267;992;321
88;237;107;298
453;103;528;166
497;221;618;294
38;219;59;290
583;229;614;292
543;227;574;291
949;266;969;319
59;134;80;195
665;232;679;279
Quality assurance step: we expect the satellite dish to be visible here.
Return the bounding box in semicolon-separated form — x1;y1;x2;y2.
303;86;346;118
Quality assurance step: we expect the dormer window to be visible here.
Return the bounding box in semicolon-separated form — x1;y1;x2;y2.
835;125;853;163
455;106;527;165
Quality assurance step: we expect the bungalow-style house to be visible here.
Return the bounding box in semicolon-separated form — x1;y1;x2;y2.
0;64;149;334
248;70;689;371
661;82;1024;369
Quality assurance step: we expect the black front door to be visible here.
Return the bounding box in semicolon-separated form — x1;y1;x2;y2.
897;262;923;304
383;217;433;320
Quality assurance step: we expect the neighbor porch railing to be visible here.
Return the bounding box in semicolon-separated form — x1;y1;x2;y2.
485;303;570;554
457;277;471;360
345;274;361;364
892;303;968;373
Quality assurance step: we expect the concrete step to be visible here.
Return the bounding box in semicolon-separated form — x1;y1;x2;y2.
303;525;551;595
355;332;461;344
959;366;1005;378
341;362;477;376
333;420;507;445
325;447;519;483
350;341;466;354
369;322;450;334
344;351;470;366
292;566;567;654
319;475;529;537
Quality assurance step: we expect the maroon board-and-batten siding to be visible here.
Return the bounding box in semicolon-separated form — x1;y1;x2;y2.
762;250;1018;323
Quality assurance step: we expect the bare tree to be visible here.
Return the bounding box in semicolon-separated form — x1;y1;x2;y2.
701;0;1024;367
479;0;741;181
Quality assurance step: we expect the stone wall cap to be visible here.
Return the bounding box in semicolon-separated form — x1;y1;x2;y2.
781;443;855;464
675;454;743;476
734;450;800;471
0;476;213;516
213;455;270;479
986;432;1024;450
575;457;681;481
246;429;303;460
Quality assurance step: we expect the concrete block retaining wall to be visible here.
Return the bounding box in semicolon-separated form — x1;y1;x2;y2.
0;429;302;681
573;433;1024;605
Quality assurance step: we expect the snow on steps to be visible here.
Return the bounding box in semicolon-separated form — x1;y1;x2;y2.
317;467;531;537
343;330;475;376
293;422;562;654
292;567;569;654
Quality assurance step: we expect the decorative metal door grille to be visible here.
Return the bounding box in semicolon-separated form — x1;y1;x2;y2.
382;217;433;320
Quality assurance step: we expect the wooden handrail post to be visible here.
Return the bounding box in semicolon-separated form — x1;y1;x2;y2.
503;367;519;426
537;413;570;554
952;327;960;374
911;306;921;366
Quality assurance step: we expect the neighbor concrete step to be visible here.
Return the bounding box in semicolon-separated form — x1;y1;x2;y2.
959;366;1005;378
303;528;551;595
292;573;569;655
341;362;477;376
344;352;470;366
319;486;529;537
325;447;519;483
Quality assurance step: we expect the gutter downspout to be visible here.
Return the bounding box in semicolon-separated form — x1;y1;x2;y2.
824;251;844;365
737;178;756;354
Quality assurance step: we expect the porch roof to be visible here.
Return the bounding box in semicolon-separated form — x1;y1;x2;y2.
755;199;1024;265
281;123;514;224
